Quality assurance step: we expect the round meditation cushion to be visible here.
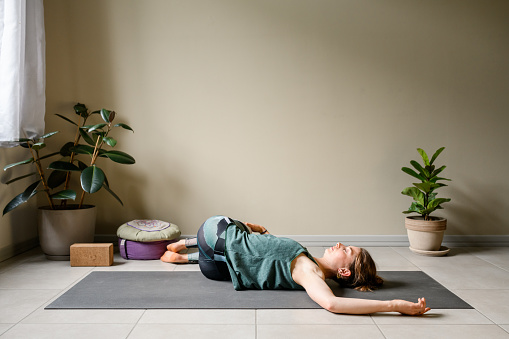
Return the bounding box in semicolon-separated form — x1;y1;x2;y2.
117;219;181;242
118;238;177;260
117;220;181;260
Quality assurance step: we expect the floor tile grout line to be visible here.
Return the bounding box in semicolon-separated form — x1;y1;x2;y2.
373;320;389;339
0;324;16;338
461;306;503;326
5;257;87;326
465;252;509;273
388;247;421;268
255;309;258;339
125;309;147;339
498;324;509;334
3;289;60;333
35;267;96;307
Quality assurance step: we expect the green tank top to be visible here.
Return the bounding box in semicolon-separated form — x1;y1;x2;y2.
224;225;318;290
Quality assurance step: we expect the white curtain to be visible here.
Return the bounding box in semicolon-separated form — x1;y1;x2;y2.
0;0;45;147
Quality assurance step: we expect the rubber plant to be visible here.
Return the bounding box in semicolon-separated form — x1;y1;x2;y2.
401;147;451;221
2;103;135;215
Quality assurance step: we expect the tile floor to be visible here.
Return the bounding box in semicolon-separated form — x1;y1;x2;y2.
0;245;509;338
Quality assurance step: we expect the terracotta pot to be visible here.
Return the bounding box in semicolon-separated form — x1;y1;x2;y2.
38;205;96;260
405;216;447;252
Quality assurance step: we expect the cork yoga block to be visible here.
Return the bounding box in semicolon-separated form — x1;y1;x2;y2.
70;243;114;267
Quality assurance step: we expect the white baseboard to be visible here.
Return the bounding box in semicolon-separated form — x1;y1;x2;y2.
97;234;509;247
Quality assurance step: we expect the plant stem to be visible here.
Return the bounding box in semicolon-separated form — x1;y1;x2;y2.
78;122;111;208
27;142;54;209
62;114;85;207
78;190;86;208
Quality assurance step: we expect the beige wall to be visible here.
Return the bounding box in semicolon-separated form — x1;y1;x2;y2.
0;147;39;260
36;0;509;237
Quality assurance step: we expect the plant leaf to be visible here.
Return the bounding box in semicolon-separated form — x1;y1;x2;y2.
5;172;37;185
79;128;96;146
108;110;116;122
87;123;107;132
3;193;29;215
76;160;88;171
71;144;96;156
55;114;78;126
422;198;451;216
401;187;425;206
102;183;123;206
3;158;34;171
50;189;77;200
425;165;435;175
40;131;59;139
2;180;40;215
433;177;451;182
92;133;104;145
100;109;113;123
103;151;135;164
427;198;451;210
114;123;134;132
410;160;428;178
431;165;446;178
103;137;117;147
430;147;445;165
59;142;75;156
48;161;81;172
31;142;46;151
413;182;440;194
81;165;105;193
47;170;68;188
103;173;110;187
401;167;425;181
403;202;424;215
417;148;430;166
74;103;88;117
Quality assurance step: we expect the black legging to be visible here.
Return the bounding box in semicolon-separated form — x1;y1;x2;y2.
187;215;249;281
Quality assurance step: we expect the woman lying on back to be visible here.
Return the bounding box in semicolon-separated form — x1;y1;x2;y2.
161;215;430;315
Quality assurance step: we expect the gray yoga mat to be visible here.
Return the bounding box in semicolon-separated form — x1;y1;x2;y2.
46;271;471;310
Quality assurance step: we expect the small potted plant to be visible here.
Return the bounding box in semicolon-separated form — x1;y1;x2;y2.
401;147;451;256
2;103;135;260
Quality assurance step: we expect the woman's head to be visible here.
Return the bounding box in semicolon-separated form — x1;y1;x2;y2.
332;247;383;291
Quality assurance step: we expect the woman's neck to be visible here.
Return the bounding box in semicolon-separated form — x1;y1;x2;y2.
313;257;336;279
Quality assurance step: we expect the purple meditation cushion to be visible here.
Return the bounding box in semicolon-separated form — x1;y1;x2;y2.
118;238;177;260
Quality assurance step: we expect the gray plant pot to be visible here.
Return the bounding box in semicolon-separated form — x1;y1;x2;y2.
38;205;96;260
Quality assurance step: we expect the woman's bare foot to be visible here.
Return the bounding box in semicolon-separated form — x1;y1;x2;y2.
160;250;189;263
167;239;187;252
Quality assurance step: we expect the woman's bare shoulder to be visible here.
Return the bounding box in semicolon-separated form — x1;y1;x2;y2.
291;253;325;280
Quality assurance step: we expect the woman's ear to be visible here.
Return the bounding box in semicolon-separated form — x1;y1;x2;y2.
338;268;351;277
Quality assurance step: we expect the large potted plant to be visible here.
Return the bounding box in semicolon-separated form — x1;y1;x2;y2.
401;147;451;256
2;103;135;260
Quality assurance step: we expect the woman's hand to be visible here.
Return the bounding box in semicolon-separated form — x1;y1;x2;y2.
391;298;431;315
245;222;270;234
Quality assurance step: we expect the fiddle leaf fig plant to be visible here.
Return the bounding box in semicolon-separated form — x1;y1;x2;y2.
2;103;135;215
401;147;451;221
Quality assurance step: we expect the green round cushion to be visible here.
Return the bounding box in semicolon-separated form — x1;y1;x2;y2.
117;220;181;242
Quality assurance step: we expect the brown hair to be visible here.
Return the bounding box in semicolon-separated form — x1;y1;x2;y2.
333;248;383;292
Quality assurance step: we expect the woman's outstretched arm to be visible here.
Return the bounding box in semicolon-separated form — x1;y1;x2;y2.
293;266;430;315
